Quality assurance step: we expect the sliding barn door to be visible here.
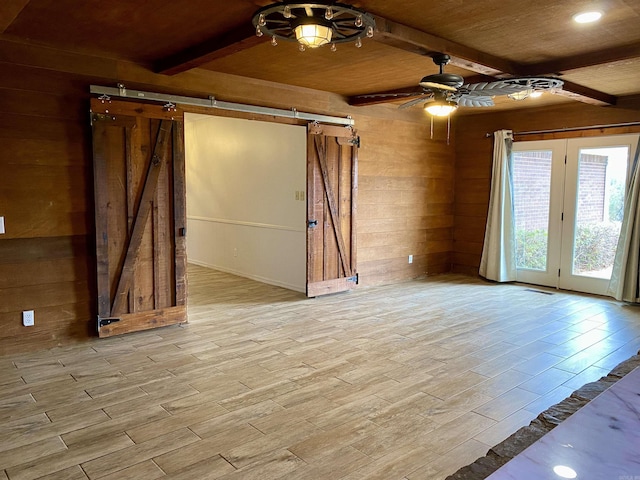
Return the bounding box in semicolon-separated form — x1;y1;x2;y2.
91;99;187;337
307;123;359;297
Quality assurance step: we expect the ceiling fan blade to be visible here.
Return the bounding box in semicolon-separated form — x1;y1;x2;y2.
462;77;564;97
359;91;423;99
348;88;425;106
418;81;458;92
457;95;495;107
399;94;432;109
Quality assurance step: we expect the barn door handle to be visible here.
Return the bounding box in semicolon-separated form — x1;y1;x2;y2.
308;220;318;228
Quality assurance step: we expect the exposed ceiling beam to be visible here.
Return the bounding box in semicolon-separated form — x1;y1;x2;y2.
552;80;617;106
519;42;640;76
372;16;517;77
0;0;30;33
156;23;264;75
156;0;282;74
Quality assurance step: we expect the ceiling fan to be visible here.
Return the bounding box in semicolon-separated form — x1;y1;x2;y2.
353;53;565;115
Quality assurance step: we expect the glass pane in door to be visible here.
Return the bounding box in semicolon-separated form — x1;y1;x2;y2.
572;146;629;279
512;150;553;271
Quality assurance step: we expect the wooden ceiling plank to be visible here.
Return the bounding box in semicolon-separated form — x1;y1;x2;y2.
156;24;264;76
153;9;620;108
0;0;30;33
372;15;519;77
520;42;640;76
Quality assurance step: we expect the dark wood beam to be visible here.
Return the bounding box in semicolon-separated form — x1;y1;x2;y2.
372;16;520;77
519;42;640;76
552;80;617;106
156;24;264;76
0;0;30;33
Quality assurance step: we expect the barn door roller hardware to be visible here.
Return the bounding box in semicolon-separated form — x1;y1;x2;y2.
90;85;355;126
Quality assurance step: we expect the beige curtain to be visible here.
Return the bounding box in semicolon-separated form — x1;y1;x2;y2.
479;130;516;282
607;137;640;302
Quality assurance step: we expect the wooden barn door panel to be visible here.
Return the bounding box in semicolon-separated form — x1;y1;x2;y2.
307;123;359;297
91;99;187;337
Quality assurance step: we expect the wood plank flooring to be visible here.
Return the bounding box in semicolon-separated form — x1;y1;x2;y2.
1;264;640;479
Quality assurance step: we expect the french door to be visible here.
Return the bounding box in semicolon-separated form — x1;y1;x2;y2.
512;134;638;295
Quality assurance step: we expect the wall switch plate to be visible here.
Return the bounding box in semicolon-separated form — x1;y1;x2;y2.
408;255;413;264
22;310;35;327
0;216;4;234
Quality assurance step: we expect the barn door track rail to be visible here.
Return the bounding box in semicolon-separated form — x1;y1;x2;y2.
90;84;355;126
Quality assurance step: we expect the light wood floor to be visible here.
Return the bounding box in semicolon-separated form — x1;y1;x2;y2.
2;265;640;480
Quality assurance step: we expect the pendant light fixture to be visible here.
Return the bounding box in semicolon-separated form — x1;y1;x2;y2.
293;18;333;48
252;2;375;51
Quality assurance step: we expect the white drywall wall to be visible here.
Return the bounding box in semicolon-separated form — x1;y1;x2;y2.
185;113;306;292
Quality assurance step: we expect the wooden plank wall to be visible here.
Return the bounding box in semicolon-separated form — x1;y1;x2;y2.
453;98;640;276
0;39;454;353
0;61;97;353
357;117;455;283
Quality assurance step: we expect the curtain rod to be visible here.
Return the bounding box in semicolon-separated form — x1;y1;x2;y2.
485;121;640;137
90;85;355;127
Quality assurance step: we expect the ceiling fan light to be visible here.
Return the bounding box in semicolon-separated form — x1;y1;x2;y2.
530;90;543;98
425;100;458;117
573;11;602;23
294;22;333;48
508;89;531;101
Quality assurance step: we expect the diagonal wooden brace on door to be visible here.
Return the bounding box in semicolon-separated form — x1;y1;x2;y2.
314;135;352;277
111;120;173;316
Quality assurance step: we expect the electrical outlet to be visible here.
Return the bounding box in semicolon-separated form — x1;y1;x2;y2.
408;255;413;264
22;310;34;327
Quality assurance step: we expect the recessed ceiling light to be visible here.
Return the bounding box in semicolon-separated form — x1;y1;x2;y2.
573;11;603;23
